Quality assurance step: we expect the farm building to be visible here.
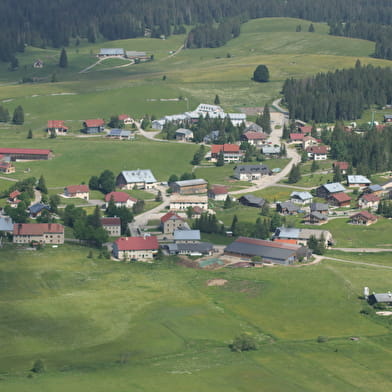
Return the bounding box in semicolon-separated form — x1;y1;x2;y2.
166;242;213;256
0;216;14;233
358;193;380;210
347;175;371;189
317;182;346;198
290;191;313;205
101;217;121;237
303;212;328;225
83;119;105;134
116;169;157;190
368;292;392;305
241;131;268;146
170;179;208;195
13;223;64;244
112;236;159;261
175;128;193;141
64;185;90;200
310;202;329;214
234;164;271;181
276;201;301;215
98;48;125;57
328;192;351;207
262;145;281;157
106;129;134;140
169;195;208;211
173;229;201;243
239;195;266;208
273;227;333;246
0;148;53;161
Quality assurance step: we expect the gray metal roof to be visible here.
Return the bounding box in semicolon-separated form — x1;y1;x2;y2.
347;175;371;184
173;229;201;241
174;179;207;187
262;146;281;154
368;184;383;192
279;201;300;212
168;242;213;254
290;191;313;201
175;128;193;136
108;129;132;137
370;293;392;303
310;202;329;211
120;169;157;184
29;203;50;214
99;48;125;56
274;227;301;239
235;164;271;174
307;212;328;220
240;194;265;206
322;182;346;193
0;216;13;231
244;123;263;132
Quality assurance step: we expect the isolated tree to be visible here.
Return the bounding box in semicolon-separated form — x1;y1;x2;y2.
308;23;315;32
59;48;68;68
333;165;342;182
155;190;162;202
223;195;233;209
288;164;301;184
214;94;220;105
49;194;60;213
296;25;302;32
9;56;18;70
89;175;99;190
27;129;33;139
0;106;10;122
311;160;319;172
230;334;257;352
98;170;116;194
216;151;225;166
253;64;270;83
12;105;24;124
37;175;48;194
31;359;45;373
51;72;58;82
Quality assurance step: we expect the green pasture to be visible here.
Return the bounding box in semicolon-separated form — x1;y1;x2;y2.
325;250;392;266
237;185;306;202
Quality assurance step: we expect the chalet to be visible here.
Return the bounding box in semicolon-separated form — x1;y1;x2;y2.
273;227;333;246
125;51;149;61
366;184;384;196
101;217;121;237
118;114;133;125
83;119;105;134
328;192;351;207
234;164;272;181
169;195;208;211
381;179;392;192
105;191;137;208
0;216;13;233
239;195;266;208
347;175;371;189
166;242;213;256
290;191;313;205
298;126;313;134
116;169;157;190
358;193;380;210
160;211;186;234
244;123;263;133
302;136;318;150
98;48;125;57
306;145;328;160
368;292;392;306
173;229;200;243
333;161;349;175
224;237;311;265
0;148;53;161
112;236;159;261
47;120;68;135
262;146;281;157
350;211;378;226
203;130;220;144
303;212;328;225
241;131;268;146
106;129;134;140
384;115;392;123
208;185;228;201
64;185;89;200
13;223;64;244
310;202;329;215
289;133;305;143
316;182;346;198
0;161;15;174
8;190;21;207
171;179;208;195
28;203;50;218
276;201;301;215
175;128;193;142
152;120;165;131
210;144;242;163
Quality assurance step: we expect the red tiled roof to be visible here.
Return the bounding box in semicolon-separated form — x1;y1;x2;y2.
0;148;52;156
13;223;64;235
303;136;317;142
9;190;21;198
84;119;105;128
299;126;312;134
237;237;300;250
243;131;268;140
0;162;12;168
361;194;380;202
47;120;68;129
105;191;136;203
0;154;4;160
210;185;228;195
65;184;89;194
330;192;351;202
350;211;378;221
160;211;183;223
334;161;349;170
114;236;159;251
211;144;240;154
274;239;298;245
118;114;130;121
290;133;304;141
101;217;121;225
306;146;328;154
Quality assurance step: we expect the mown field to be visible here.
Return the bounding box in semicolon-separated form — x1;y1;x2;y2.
1;245;392;392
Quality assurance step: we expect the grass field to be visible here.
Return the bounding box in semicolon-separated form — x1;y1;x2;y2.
1;245;392;391
326;250;392;266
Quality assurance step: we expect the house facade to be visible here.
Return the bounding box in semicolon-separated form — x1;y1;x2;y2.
306;145;328;160
160;211;186;234
303;212;328;225
64;185;90;200
13;223;64;244
347;175;371;189
83;119;105;134
241;131;268;146
175;128;193;141
358;193;380;210
316;182;346;198
112;236;159;261
239;195;265;208
328;192;351;207
0;161;15;173
47;120;68;135
116;169;157;190
105;191;136;208
208;185;228;201
350;211;378;225
290;191;313;205
169;195;208;211
210;144;242;163
170;179;208;195
101;217;121;236
234;164;271;181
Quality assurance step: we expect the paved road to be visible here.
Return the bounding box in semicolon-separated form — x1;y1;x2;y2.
0;176;18;182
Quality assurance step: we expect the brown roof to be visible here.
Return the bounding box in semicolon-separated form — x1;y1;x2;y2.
0;148;52;156
47;120;68;129
65;184;89;194
9;190;21;199
211;144;240;154
361;194;380;202
210;185;228;195
118;114;130;120
105;191;136;203
101;217;121;226
334;161;349;170
350;211;378;221
238;237;300;250
290;133;304;141
160;211;183;223
114;236;159;251
13;223;64;235
299;126;312;134
330;192;351;202
84;119;105;128
306;146;328;154
243;131;268;140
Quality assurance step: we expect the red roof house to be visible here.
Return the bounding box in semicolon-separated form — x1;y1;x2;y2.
329;192;351;207
64;185;90;199
47;120;68;134
0;148;52;160
241;131;268;146
350;211;378;225
299;126;313;134
306;145;328;160
105;191;136;208
290;133;305;142
13;223;64;244
113;236;159;261
333;161;349;174
83;119;105;134
210;144;242;162
208;185;229;200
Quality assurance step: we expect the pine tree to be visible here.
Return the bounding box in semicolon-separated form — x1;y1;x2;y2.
12;105;24;124
288;164;301;183
37;175;48;194
214;94;220;105
311;160;319;172
261;104;272;134
27;129;33;139
216;151;225;166
223;195;233;209
308;23;315;32
59;48;68;68
253;64;270;83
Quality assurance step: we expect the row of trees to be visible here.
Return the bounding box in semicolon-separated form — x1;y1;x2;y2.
0;105;24;124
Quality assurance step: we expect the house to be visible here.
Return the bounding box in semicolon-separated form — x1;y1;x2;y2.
303;212;328;225
310;202;329;215
203;130;220;144
276;201;301;215
0;148;53;161
64;185;90;200
0;161;15;174
241;131;268;146
333;161;349;175
290;191;313;205
347;175;371;189
105;191;137;208
328;192;351;207
83;119;105;134
8;190;21;207
306;145;328;160
224;237;311;265
358;193;380;210
383;115;392;123
112;236;159;261
28;203;50;218
125;51;149;61
368;292;392;305
118;114;133;125
234;164;272;181
101;217;121;237
350;211;378;225
170;179;208;195
0;216;13;233
316;182;346;198
173;229;201;243
106;129;134;140
151;120;165;131
116;169;157;190
13;223;64;244
239;195;266;208
33;59;43;68
366;184;385;196
208;185;229;201
298;126;313;134
166;242;213;256
302;136;318;150
98;48;125;57
210;144;242;163
289;133;305;143
273;227;333;246
262;145;281;157
381;179;392;192
160;211;186;234
244;123;263;133
169;195;208;211
175;128;193;141
47;120;68;135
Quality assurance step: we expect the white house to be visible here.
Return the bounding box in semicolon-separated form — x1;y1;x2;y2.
116;170;157;190
105;191;137;208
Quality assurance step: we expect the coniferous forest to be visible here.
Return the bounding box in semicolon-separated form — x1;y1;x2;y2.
282;62;392;123
1;0;392;61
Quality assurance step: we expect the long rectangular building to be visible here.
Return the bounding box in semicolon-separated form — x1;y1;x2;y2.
13;223;64;244
0;148;53;161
